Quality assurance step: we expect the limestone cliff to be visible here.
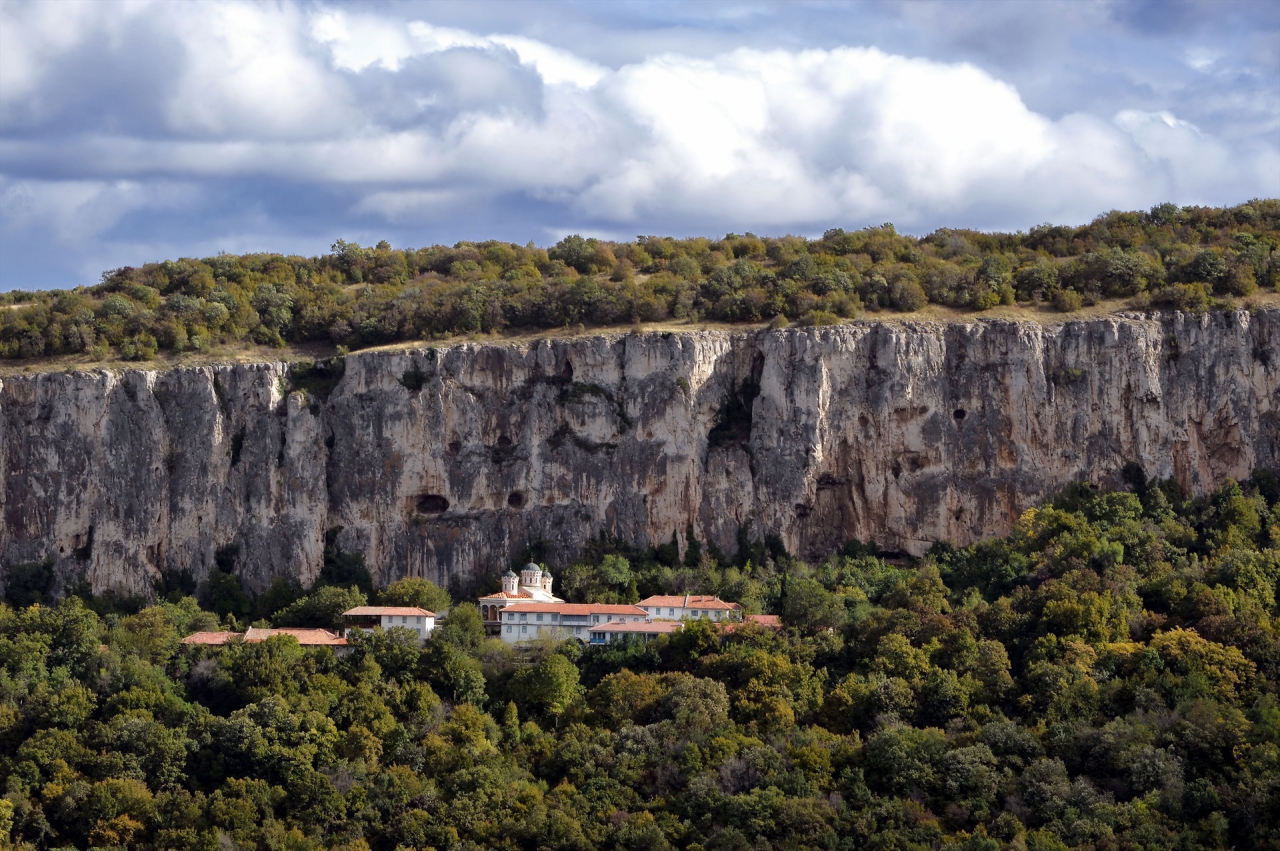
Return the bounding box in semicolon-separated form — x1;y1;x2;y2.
2;310;1277;596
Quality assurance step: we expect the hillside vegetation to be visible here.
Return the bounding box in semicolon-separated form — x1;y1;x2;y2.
1;201;1277;363
1;470;1279;849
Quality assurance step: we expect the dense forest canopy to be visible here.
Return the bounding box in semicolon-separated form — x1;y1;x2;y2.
1;469;1279;849
2;201;1278;362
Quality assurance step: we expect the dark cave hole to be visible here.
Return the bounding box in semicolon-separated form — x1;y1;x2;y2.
417;494;450;514
508;491;526;509
953;409;966;421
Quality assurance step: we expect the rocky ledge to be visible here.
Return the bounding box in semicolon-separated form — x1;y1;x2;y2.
2;310;1276;596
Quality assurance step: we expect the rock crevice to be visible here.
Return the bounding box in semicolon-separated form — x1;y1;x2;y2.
2;311;1276;595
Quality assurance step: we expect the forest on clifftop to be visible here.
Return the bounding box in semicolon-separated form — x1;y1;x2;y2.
1;470;1279;849
1;201;1277;363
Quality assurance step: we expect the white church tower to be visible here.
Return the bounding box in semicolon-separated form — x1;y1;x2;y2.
478;562;564;634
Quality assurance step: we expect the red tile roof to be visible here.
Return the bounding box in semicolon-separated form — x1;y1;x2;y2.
181;631;238;646
638;595;742;611
720;614;784;634
501;602;648;616
342;606;434;617
245;627;348;646
477;590;534;601
181;628;349;647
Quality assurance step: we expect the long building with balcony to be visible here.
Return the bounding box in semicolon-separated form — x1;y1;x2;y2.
637;594;742;621
497;602;648;644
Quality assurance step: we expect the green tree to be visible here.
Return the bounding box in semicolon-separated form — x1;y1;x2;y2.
378;577;450;612
433;603;486;653
511;652;583;726
273;585;367;631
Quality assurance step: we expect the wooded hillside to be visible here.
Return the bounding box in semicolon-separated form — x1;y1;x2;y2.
2;470;1278;849
2;201;1277;362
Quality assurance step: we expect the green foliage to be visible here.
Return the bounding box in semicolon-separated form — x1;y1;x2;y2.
2;471;1279;849
6;202;1275;364
377;577;450;613
273;585;367;631
432;603;485;653
3;558;56;608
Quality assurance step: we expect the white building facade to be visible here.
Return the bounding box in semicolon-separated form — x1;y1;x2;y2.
637;595;742;622
498;603;648;645
342;606;436;645
478;563;564;634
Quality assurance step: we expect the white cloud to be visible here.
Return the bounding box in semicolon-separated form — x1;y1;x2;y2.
0;177;197;243
0;0;1276;276
310;10;607;88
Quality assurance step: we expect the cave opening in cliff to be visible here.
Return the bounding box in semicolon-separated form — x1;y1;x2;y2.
953;409;966;421
508;491;526;509
417;494;450;513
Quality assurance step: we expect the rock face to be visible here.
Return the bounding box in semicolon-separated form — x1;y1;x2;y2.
2;310;1277;596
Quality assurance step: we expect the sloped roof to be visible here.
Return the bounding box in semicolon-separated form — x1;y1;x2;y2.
181;631;238;645
244;627;348;646
638;595;742;610
720;614;783;634
501;602;648;616
342;606;434;617
181;628;350;646
477;590;534;601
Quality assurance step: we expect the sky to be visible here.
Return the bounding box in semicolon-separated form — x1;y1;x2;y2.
1;0;1277;291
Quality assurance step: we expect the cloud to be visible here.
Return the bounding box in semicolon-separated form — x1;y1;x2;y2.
0;0;1276;289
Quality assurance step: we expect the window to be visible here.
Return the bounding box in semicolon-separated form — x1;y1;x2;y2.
536;613;543;622
505;625;511;634
552;614;559;623
416;617;422;624
519;613;527;622
507;613;514;622
401;616;408;624
592;615;600;624
669;608;675;616
521;625;527;634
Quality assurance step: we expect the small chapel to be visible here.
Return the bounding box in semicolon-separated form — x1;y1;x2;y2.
477;563;564;634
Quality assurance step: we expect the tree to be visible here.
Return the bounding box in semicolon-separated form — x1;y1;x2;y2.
662;674;730;735
3;558;55;608
588;669;668;728
433;603;485;653
273;585;366;631
224;634;306;704
781;577;847;633
511;652;583;726
378;578;450;613
549;235;597;274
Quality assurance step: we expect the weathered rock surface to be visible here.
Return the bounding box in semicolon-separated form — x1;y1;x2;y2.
2;310;1277;596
